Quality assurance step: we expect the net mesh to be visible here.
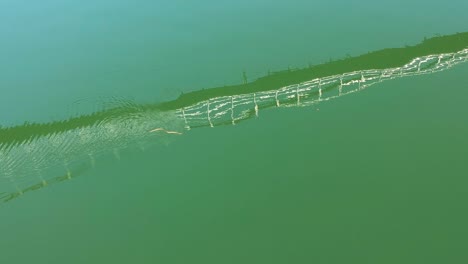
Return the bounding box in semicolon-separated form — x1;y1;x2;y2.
179;49;468;129
1;49;467;203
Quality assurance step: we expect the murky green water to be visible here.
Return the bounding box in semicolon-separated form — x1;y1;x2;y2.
1;1;468;263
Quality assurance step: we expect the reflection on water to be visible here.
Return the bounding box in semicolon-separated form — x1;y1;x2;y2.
1;32;467;203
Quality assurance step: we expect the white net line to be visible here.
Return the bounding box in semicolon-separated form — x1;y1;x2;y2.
178;49;468;129
1;49;467;202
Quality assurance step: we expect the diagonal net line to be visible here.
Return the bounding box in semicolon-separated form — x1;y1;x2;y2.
178;49;468;129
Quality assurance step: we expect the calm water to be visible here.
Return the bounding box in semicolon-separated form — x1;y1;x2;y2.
1;1;468;263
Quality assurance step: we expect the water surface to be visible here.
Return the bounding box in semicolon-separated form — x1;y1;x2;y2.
1;1;467;263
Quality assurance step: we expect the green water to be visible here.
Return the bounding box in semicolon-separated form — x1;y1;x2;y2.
1;1;468;263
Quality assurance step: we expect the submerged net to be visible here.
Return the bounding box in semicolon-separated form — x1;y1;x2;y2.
1;48;467;203
0;110;184;203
